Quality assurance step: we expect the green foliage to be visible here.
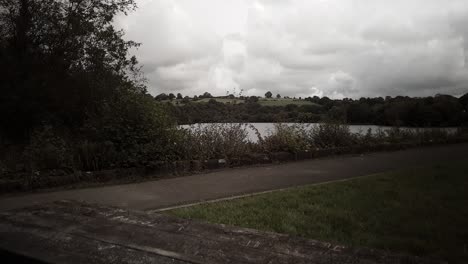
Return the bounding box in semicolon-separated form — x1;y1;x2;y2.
81;89;175;167
200;92;213;98
307;123;357;148
177;124;251;161
18;90;179;172
460;92;468;104
167;100;318;124
261;123;358;152
0;0;142;140
247;96;259;103
155;93;169;100
166;94;465;127
262;124;310;153
23;125;72;171
75;140;119;171
382;127;452;145
0;0;179;173
257;122;463;154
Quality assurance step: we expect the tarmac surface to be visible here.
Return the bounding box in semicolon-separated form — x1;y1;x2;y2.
1;143;467;212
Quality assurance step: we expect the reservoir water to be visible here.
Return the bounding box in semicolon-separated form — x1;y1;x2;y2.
181;123;457;142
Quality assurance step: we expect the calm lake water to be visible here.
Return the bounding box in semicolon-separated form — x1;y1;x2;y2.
181;123;457;142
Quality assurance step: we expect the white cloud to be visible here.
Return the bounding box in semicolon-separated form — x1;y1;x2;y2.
117;0;468;98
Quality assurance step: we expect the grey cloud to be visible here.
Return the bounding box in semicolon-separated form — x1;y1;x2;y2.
118;0;468;98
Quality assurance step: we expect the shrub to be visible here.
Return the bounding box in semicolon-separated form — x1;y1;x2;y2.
261;123;360;153
75;140;120;171
81;89;176;166
414;128;449;144
307;123;357;148
262;124;310;153
23;125;72;171
179;123;251;161
384;127;414;144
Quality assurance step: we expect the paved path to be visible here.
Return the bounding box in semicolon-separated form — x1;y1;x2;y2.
1;143;467;212
0;200;434;264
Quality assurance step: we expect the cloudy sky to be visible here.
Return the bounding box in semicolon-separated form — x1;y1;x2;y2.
117;0;468;98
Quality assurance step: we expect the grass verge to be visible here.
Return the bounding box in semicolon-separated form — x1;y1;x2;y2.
168;160;468;262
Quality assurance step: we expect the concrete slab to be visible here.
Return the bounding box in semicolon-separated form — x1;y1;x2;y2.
0;200;438;264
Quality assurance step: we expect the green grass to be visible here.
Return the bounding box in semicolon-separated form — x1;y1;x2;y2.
257;98;320;106
169;160;468;262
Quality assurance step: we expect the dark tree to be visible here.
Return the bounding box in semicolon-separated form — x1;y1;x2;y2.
276;94;281;99
0;0;143;140
182;96;190;104
347;103;372;124
168;93;176;100
176;93;183;99
460;92;468;109
200;92;213;98
208;98;218;104
460;93;468;124
265;91;273;98
167;92;466;126
247;96;259;103
155;93;169;100
285;104;298;112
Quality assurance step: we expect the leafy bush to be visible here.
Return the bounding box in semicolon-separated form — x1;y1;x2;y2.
384;127;415;144
413;128;450;144
261;123;359;153
75;140;120;171
178;123;251;161
23;125;72;171
307;123;357;148
81;89;176;167
262;124;310;153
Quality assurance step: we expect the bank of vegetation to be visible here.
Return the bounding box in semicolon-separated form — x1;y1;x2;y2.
164;93;468;127
2;121;467;192
0;0;178;190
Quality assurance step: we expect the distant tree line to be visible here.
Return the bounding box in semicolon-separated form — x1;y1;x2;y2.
164;93;468;127
155;92;213;101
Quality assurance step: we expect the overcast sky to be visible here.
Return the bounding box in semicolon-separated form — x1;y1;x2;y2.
117;0;468;98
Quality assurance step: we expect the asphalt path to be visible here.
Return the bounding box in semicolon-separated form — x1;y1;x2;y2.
1;143;467;212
